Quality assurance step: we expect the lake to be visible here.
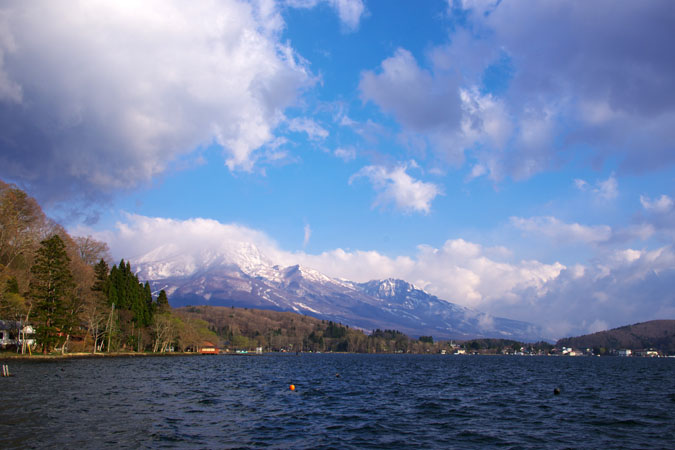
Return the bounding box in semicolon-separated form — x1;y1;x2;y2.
1;354;674;449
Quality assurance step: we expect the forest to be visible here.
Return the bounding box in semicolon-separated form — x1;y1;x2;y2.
0;180;216;355
175;305;446;353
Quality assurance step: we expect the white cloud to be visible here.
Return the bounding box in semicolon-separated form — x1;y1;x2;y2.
330;0;365;31
511;216;612;245
295;239;675;339
0;1;313;202
574;174;619;201
596;174;619;200
363;1;675;180
79;213;675;339
303;223;312;248
285;0;365;31
465;163;486;181
641;194;674;213
350;163;443;214
287;117;329;141
334;146;356;162
574;179;588;191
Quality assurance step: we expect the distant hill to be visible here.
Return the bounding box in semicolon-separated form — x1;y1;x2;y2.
174;305;450;353
556;320;675;354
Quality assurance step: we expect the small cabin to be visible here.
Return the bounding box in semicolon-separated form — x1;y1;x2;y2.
0;320;35;349
199;341;220;355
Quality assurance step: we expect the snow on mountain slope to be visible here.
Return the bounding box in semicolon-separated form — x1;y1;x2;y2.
134;242;547;341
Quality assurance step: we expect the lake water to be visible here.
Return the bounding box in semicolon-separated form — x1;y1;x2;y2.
1;354;674;449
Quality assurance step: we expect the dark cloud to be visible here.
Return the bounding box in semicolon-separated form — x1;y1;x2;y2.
361;1;675;180
485;0;675;175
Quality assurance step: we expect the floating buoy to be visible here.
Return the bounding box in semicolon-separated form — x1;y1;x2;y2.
289;384;296;391
553;388;560;395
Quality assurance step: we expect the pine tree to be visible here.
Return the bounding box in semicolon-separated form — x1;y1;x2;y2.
29;235;75;354
92;259;109;293
157;289;169;312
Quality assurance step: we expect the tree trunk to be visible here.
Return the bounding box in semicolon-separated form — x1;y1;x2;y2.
61;334;70;355
92;322;98;354
21;304;32;355
106;303;115;352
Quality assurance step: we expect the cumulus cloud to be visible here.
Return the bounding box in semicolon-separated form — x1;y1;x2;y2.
359;48;467;165
511;216;612;245
0;1;313;203
334;146;356;162
515;246;675;338
362;1;675;181
641;194;674;213
330;0;366;30
287;117;329;141
574;174;619;201
638;193;675;240
349;163;443;214
285;0;365;31
475;0;675;174
360;48;461;132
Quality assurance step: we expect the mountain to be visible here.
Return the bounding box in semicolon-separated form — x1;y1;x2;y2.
556;320;675;353
135;242;547;342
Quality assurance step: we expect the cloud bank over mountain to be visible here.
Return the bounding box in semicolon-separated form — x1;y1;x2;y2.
82;213;675;339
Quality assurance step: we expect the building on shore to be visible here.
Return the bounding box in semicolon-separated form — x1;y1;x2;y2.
0;320;35;350
199;341;220;354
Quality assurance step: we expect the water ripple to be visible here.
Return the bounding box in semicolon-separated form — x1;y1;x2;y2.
1;355;674;449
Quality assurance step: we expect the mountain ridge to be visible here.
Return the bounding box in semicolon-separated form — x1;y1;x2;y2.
134;242;548;342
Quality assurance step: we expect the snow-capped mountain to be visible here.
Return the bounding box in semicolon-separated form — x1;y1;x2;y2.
135;243;547;341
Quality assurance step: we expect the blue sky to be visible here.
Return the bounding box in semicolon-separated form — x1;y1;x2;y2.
1;0;674;337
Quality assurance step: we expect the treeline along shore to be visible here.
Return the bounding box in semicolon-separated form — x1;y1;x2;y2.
0;180;218;356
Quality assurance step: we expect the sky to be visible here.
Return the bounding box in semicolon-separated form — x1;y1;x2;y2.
1;0;674;338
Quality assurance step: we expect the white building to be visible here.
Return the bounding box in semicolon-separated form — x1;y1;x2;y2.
0;320;35;349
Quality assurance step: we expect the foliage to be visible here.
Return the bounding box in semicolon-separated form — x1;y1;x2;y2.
175;306;451;354
29;235;76;354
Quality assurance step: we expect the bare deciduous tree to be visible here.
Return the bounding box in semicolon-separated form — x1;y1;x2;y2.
73;236;111;266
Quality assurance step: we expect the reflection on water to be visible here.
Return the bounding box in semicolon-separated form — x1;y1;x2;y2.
1;354;674;449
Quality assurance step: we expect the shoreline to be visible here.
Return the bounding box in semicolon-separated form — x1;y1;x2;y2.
0;351;202;361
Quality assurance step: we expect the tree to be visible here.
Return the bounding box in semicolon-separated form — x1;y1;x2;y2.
152;313;178;352
157;289;169;312
0;275;28;352
29;235;75;354
0;182;45;273
74;236;111;266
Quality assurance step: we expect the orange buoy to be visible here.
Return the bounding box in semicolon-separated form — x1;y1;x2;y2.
289;384;296;391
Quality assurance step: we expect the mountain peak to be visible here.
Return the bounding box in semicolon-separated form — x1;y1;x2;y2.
135;241;546;341
360;278;416;298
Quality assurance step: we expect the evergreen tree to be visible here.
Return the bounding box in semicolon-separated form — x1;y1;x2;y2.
157;289;169;312
29;235;75;354
92;259;109;293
